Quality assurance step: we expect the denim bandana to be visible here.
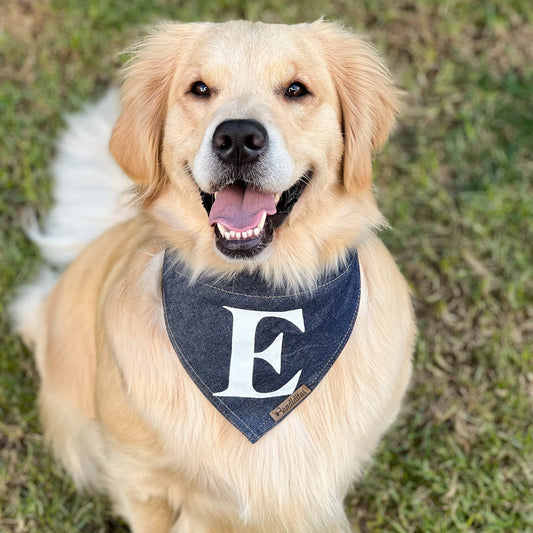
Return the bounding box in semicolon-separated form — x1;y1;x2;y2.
162;249;361;443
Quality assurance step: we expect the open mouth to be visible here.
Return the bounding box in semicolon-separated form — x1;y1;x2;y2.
200;171;311;259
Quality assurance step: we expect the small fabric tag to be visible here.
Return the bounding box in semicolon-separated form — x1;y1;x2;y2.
162;250;361;443
269;385;311;422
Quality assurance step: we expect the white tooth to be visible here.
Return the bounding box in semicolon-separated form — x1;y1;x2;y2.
275;193;280;203
247;230;253;238
258;212;267;231
236;232;241;239
254;228;260;237
224;232;230;240
229;231;236;239
214;192;218;198
217;223;226;235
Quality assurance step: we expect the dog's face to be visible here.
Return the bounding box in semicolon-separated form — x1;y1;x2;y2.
110;21;399;283
165;23;344;261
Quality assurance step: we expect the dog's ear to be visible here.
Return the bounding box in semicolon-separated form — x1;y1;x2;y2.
109;24;203;186
310;21;400;194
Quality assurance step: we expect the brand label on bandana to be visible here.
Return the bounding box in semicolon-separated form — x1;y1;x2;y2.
162;250;361;443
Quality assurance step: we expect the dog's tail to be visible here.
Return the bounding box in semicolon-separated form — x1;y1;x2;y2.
10;89;136;345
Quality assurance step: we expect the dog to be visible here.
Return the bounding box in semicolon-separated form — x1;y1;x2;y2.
14;20;415;532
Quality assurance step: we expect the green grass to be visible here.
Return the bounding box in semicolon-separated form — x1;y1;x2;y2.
1;0;532;531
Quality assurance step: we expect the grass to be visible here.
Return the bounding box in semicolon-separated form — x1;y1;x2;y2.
1;0;532;531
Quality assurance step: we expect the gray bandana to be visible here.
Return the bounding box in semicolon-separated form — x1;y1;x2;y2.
162;250;361;443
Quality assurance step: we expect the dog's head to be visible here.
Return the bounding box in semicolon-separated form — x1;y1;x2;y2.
109;20;399;285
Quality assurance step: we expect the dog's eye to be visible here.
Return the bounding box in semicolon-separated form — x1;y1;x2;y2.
190;81;211;97
285;82;309;98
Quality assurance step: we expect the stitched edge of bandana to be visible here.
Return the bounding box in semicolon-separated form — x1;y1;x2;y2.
165;251;358;299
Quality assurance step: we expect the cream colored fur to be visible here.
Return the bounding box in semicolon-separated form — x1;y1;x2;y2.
15;20;415;533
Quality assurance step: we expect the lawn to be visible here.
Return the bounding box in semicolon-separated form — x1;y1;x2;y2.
1;0;532;531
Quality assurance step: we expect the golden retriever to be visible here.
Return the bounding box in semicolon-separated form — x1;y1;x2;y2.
22;20;415;533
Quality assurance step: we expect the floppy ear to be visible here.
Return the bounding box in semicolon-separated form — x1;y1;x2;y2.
109;23;204;186
310;21;400;194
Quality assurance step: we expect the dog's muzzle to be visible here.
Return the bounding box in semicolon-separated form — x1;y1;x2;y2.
199;119;310;260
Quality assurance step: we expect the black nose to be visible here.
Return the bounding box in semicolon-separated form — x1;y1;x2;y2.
212;119;268;165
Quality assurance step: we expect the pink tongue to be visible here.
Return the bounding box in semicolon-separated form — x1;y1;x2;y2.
209;183;277;232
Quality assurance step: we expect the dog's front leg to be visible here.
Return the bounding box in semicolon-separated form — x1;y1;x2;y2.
112;491;177;533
